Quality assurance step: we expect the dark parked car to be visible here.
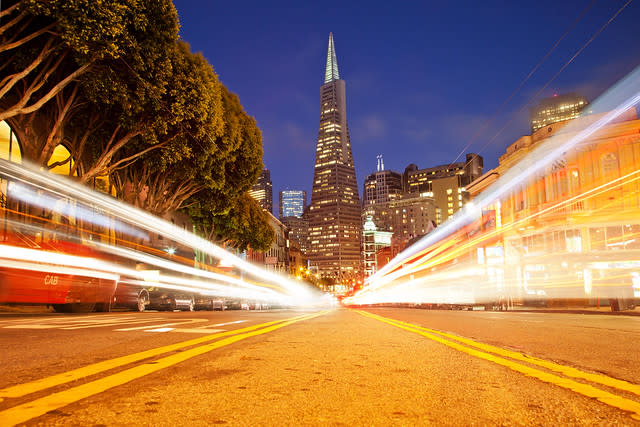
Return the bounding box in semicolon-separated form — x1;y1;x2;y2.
194;296;225;311
147;290;194;311
112;283;149;312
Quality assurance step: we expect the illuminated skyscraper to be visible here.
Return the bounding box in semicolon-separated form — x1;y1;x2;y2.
404;153;483;224
530;93;588;133
249;168;273;214
363;155;403;209
308;33;361;283
279;189;306;218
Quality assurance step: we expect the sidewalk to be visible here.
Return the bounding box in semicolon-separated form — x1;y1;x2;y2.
509;304;640;316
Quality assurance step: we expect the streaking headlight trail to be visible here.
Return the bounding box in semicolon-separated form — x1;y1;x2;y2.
348;65;640;309
0;158;324;308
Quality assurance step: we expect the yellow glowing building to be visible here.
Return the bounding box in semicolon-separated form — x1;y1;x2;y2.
471;108;640;309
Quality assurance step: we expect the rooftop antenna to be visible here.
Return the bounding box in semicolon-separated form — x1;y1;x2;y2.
376;155;384;172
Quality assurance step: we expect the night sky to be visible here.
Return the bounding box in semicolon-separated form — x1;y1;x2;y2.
172;0;640;214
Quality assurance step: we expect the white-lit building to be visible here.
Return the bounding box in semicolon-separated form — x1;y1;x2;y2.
362;216;393;277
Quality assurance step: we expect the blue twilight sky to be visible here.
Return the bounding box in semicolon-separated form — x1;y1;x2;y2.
172;0;640;214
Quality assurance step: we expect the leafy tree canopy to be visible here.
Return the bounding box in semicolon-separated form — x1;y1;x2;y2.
109;40;225;215
1;0;179;123
186;85;264;242
208;193;274;253
1;0;179;171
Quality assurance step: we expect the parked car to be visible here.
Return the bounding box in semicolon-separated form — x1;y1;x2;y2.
148;290;194;311
194;296;225;311
226;299;246;310
112;283;150;312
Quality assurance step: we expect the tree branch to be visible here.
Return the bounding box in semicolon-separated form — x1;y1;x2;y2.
92;137;166;178
46;155;71;170
0;36;56;100
0;2;21;20
0;58;92;121
40;84;78;165
0;23;55;53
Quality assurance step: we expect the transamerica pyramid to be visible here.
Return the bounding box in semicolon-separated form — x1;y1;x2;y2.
307;33;361;286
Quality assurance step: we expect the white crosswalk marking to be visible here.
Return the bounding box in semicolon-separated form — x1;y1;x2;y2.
0;316;248;334
0;314;127;326
2;316;182;331
114;318;208;331
210;320;247;327
147;328;226;333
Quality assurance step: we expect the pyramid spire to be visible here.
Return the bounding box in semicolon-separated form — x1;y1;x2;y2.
324;32;340;84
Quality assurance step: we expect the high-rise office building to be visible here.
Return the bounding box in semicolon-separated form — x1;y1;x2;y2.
281;215;309;255
279;190;307;218
307;33;361;283
362;155;403;208
530;93;588;133
404;153;483;224
249;168;273;214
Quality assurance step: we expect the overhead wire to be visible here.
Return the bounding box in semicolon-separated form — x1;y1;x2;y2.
448;0;634;177
447;0;598;169
368;0;637;289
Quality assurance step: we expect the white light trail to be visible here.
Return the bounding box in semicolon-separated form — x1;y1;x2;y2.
0;162;322;307
366;66;640;287
350;65;640;307
6;181;147;240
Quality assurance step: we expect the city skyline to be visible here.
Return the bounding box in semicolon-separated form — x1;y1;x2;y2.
173;1;639;212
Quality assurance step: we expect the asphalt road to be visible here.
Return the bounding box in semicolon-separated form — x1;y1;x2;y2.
0;307;639;426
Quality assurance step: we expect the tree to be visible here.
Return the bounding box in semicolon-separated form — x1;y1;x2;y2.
107;40;225;215
1;0;179;172
208;193;274;252
186;86;264;239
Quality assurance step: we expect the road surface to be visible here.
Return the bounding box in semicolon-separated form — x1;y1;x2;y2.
0;307;639;425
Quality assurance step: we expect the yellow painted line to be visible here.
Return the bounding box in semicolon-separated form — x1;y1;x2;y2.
356;310;640;421
0;310;327;426
359;310;640;398
0;312;315;401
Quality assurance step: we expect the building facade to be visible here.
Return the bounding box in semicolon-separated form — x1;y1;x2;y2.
363;155;403;209
530;93;589;133
362;216;393;277
281;215;309;255
279;189;306;218
249;168;273;214
246;211;288;273
307;33;361;283
465;108;640;309
404;153;482;224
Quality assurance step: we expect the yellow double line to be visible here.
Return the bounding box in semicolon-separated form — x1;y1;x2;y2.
0;311;327;426
356;310;640;421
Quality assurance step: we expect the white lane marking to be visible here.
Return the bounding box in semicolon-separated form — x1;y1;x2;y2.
114;318;208;331
210;320;247;327
61;318;170;330
1;317;244;332
115;322;180;331
0;315;131;326
2;315;118;324
3;325;53;329
2;317;166;330
139;320;246;333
